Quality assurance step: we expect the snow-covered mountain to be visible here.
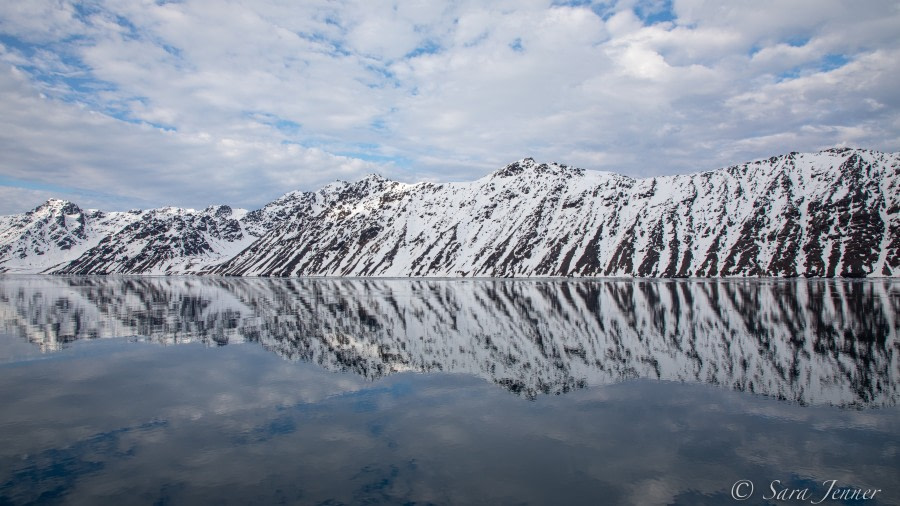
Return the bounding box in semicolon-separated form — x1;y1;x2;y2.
1;276;896;407
2;148;899;277
0;200;260;274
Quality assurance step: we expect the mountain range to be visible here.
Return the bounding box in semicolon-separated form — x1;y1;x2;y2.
1;147;898;277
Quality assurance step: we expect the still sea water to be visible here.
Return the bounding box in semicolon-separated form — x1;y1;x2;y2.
0;276;897;505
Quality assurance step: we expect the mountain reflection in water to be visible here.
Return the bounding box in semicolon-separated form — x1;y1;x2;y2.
0;276;897;407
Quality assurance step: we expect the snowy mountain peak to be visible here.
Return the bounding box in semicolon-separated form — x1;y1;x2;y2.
31;198;83;216
349;173;395;193
491;158;586;180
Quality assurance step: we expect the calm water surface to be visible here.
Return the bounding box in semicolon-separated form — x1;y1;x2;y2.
0;276;897;505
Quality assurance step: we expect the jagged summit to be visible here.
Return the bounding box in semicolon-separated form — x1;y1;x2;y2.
1;148;898;277
361;173;388;182
30;198;82;215
491;158;585;179
38;198;73;207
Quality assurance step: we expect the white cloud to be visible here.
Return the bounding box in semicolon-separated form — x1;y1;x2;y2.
0;0;898;213
0;65;389;212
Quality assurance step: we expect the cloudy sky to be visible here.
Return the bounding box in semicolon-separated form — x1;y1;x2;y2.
0;0;898;214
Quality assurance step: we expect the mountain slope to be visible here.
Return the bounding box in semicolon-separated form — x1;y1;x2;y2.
217;148;900;277
0;201;257;274
53;205;254;275
1;148;898;277
0;199;143;273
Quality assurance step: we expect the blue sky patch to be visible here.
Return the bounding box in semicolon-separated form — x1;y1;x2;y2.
105;106;178;131
634;0;675;25
273;119;301;134
819;53;849;72
0;33;31;54
297;31;350;57
590;4;617;21
776;53;850;81
370;118;388;131
551;0;592;7
363;63;399;88
786;35;811;48
405;40;441;59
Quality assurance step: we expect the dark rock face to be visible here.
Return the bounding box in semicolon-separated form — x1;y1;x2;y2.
1;148;899;277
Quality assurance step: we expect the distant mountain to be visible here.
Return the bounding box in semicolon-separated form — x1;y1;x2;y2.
1;148;898;277
0;200;254;274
